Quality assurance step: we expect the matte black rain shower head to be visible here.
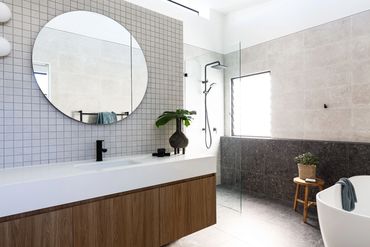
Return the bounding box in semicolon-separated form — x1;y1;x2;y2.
210;64;227;70
203;61;227;84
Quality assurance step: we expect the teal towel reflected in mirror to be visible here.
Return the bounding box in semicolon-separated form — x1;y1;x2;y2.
96;112;118;125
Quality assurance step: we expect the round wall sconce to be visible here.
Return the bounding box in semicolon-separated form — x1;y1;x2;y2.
0;37;11;57
0;2;12;23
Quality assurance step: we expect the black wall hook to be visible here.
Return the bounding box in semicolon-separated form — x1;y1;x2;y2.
324;104;328;109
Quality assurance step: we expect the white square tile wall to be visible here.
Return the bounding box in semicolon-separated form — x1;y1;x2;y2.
0;0;184;168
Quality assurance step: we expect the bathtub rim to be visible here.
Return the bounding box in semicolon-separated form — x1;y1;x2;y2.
316;175;370;220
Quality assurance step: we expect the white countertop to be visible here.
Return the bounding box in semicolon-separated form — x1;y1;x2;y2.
0;153;217;218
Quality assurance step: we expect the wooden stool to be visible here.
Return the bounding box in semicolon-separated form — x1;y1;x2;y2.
293;177;324;223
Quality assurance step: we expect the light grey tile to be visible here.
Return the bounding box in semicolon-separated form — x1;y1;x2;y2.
352;10;370;37
0;0;183;168
304;18;351;48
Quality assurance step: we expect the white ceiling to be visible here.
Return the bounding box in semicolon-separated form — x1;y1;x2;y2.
185;0;274;13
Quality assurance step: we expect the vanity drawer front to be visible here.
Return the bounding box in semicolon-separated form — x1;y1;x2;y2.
0;208;73;247
73;188;160;247
159;175;217;246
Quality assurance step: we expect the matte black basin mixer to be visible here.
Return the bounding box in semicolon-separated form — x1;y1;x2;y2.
96;140;108;161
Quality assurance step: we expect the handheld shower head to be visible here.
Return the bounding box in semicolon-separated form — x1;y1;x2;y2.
204;83;216;94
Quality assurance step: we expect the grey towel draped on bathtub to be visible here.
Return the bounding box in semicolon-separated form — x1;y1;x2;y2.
336;178;357;212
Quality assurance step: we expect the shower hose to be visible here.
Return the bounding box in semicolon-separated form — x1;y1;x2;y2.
204;93;212;149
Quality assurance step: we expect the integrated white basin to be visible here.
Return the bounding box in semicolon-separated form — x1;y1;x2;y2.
0;153;216;218
74;158;140;170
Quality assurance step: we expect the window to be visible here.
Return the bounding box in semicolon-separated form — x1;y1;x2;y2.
232;72;271;137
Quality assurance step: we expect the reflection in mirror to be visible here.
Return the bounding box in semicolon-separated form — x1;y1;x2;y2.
32;11;148;124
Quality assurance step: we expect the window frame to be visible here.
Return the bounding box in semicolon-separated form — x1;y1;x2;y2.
231;71;272;137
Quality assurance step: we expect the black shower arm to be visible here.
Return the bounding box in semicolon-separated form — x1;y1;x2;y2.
203;61;221;83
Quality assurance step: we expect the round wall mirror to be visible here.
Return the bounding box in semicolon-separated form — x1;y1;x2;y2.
32;11;148;124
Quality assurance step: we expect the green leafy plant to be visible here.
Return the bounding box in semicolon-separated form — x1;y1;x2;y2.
294;152;319;166
155;109;196;128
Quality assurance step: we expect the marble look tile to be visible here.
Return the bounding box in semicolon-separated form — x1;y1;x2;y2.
268;32;305;56
271;71;305;94
271;129;305;140
352;107;370;131
352;10;370;37
305;85;351;110
241;59;268;75
352;60;370;85
304;40;350;69
304;18;351;48
351;35;370;62
352;83;370;105
241;43;268;62
271;91;305;111
303;63;351;89
271;110;305;133
268;51;305;74
352;130;370;143
303;109;351;134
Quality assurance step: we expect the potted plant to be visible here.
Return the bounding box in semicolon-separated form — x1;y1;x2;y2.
155;109;196;154
294;152;319;179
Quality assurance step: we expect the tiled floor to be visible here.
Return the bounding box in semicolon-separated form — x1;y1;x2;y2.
167;186;324;247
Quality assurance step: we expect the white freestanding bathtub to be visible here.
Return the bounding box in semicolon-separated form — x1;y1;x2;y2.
317;176;370;247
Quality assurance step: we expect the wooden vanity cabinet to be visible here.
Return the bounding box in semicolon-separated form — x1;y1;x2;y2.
0;174;216;247
73;188;160;247
0;208;73;247
159;175;216;246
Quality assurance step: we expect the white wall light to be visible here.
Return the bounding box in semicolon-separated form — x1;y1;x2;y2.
0;2;11;57
0;37;11;56
0;2;12;23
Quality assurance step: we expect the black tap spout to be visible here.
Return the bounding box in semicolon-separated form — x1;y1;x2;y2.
96;140;108;162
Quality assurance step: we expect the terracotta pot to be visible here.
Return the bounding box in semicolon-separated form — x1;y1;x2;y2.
297;163;316;179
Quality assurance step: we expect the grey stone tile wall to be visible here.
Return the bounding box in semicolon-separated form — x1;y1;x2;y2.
221;136;370;203
0;0;183;168
224;10;370;143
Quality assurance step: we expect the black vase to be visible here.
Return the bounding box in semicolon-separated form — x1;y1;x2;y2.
169;118;188;154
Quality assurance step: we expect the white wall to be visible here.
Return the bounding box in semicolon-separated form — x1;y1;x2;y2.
46;11;133;47
128;0;370;54
224;0;370;53
184;44;224;183
127;0;224;54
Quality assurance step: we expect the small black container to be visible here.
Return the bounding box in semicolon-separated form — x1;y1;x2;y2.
152;148;170;157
